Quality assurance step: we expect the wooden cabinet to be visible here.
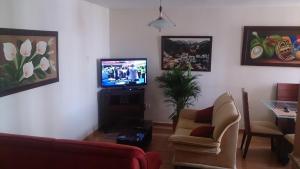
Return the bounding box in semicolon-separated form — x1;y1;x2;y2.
98;88;145;132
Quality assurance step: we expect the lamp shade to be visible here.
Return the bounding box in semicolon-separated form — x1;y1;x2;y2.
148;0;175;32
148;16;175;32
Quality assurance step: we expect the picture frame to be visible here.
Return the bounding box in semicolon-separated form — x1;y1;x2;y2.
161;36;212;72
0;28;59;97
241;26;300;67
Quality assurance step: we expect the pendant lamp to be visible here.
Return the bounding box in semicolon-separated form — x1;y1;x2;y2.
148;0;176;32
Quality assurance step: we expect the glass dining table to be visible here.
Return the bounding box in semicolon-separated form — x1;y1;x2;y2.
263;100;298;120
263;100;298;164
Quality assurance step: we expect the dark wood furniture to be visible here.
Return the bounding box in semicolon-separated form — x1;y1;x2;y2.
275;83;299;134
98;88;145;132
277;83;299;102
275;83;299;164
241;89;283;159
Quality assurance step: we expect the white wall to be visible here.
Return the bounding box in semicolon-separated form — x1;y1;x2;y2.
110;6;300;124
0;0;109;139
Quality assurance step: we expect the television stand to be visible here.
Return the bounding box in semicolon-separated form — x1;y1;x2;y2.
98;88;145;132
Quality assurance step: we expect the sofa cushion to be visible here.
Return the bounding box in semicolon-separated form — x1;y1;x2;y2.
212;102;239;140
0;133;54;169
190;126;214;138
194;106;213;124
177;118;210;130
0;133;162;169
212;92;233;126
53;139;146;169
175;128;193;136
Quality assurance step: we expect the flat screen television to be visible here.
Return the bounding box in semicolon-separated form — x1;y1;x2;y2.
98;58;147;88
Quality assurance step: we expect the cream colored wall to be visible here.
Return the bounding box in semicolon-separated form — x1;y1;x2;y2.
110;6;300;124
0;0;110;139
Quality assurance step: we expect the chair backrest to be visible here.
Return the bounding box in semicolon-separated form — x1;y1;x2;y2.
276;83;299;101
242;89;251;134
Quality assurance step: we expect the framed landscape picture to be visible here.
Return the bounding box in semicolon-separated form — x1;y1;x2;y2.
0;28;59;97
161;36;212;71
241;26;300;67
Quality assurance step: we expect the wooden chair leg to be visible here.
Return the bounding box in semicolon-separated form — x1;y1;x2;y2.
174;166;181;169
240;131;247;150
243;135;252;159
271;137;275;152
277;136;291;165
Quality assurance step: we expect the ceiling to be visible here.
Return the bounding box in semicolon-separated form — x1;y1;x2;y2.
86;0;300;9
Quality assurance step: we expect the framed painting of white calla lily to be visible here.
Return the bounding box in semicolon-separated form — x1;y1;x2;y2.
0;28;59;97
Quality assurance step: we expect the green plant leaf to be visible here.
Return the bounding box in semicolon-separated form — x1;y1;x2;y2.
35;69;46;79
250;39;261;49
46;68;52;74
0;76;19;90
156;68;201;121
269;35;282;42
263;40;275;57
27;74;37;82
3;63;17;79
32;55;43;67
44;54;50;59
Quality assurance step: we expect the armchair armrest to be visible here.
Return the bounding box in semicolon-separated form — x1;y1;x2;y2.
169;135;221;154
145;152;162;169
169;135;220;148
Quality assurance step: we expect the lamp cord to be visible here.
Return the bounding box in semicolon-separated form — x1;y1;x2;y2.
159;0;162;17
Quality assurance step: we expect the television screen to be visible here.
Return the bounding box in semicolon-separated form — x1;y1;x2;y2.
99;58;147;88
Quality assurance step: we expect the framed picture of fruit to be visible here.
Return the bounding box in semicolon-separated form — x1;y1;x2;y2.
241;26;300;67
0;28;59;97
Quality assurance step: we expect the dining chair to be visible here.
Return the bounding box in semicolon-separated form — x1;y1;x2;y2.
276;83;299;134
276;83;299;101
241;89;283;159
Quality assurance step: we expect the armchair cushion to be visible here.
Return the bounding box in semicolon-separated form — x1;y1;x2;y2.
190;126;214;138
169;135;220;148
177;118;208;130
194;106;213;123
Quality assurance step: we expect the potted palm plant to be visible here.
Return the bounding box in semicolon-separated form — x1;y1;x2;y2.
156;68;201;130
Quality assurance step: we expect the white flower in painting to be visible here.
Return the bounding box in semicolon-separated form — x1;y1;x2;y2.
48;38;54;46
20;39;32;57
36;41;47;55
3;43;17;61
40;57;50;71
50;60;56;71
252;32;258;37
23;61;34;78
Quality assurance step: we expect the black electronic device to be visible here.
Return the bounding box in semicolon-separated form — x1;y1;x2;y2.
97;58;147;88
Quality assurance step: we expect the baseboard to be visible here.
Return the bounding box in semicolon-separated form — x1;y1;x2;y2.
153;121;172;127
82;125;98;141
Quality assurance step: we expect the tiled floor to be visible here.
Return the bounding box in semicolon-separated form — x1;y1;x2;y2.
85;125;290;169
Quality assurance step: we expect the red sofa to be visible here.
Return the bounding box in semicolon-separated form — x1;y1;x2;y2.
0;133;161;169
